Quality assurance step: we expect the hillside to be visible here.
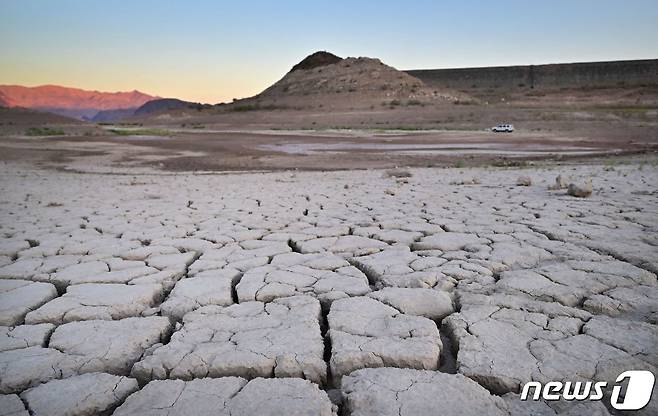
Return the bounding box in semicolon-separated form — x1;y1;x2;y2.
133;98;207;117
90;108;138;123
230;51;461;110
91;98;208;122
0;106;87;135
406;59;658;90
406;59;658;106
0;85;157;120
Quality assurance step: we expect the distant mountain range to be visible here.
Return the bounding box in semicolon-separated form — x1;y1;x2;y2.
0;85;208;122
0;85;157;120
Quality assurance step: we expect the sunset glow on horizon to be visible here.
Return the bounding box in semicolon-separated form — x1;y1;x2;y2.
2;0;657;103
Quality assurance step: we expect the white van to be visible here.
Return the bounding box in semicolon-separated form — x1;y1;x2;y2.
492;124;514;133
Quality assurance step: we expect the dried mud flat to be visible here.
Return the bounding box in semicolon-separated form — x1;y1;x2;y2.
0;159;657;415
1;127;653;174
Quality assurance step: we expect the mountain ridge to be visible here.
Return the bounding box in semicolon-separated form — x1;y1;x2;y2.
0;84;158;120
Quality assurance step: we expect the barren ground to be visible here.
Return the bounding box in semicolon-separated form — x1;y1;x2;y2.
0;93;657;414
0;146;657;414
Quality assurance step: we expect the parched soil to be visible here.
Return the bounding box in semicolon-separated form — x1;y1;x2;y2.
1;125;656;174
0;159;656;415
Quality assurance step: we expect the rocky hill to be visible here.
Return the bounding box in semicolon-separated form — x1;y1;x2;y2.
91;98;208;122
231;51;461;110
90;108;139;123
133;98;206;117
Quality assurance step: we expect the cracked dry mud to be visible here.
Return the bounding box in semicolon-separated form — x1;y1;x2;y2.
0;162;656;415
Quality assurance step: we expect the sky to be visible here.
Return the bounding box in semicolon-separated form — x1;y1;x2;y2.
1;0;657;103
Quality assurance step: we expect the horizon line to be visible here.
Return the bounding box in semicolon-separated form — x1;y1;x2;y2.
2;55;656;103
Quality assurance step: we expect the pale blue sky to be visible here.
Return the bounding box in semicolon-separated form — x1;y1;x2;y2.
1;0;657;102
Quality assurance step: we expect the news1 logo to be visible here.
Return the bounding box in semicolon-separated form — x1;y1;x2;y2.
520;370;655;411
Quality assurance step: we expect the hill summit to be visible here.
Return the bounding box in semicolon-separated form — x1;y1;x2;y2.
289;51;343;72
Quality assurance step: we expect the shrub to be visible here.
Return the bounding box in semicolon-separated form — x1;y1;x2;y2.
25;127;64;136
108;128;172;136
231;104;259;112
230;104;284;112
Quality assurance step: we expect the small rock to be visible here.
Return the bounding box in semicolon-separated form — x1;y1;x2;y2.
450;177;480;185
516;176;532;186
384;169;412;178
567;179;593;197
548;174;569;190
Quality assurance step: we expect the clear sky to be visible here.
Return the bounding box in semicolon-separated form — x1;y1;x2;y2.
1;0;657;103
